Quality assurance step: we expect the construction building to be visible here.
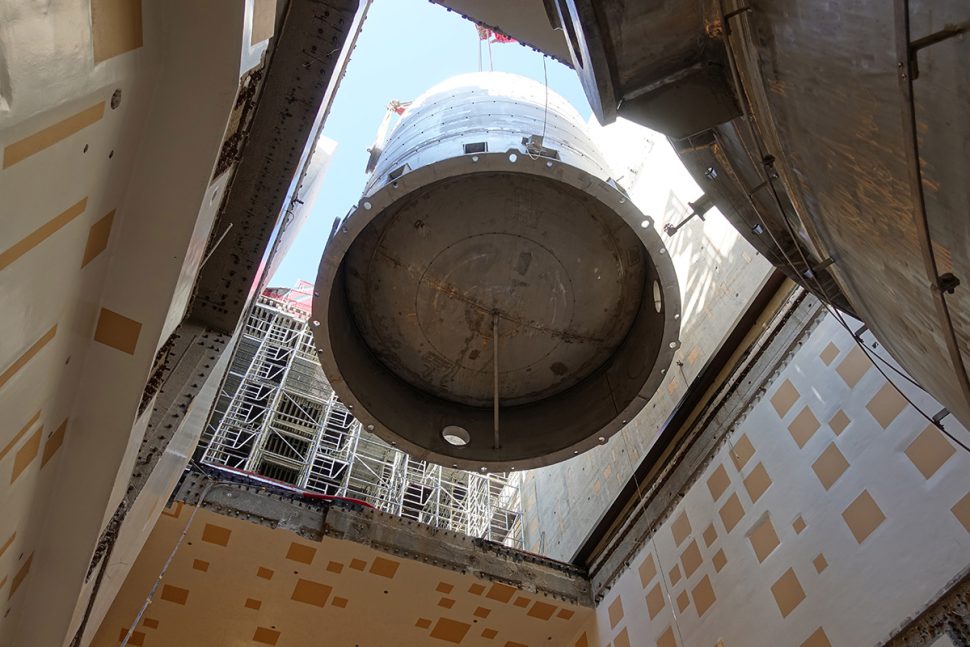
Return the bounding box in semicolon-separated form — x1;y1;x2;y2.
0;1;968;647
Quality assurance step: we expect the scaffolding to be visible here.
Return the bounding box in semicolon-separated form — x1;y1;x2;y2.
201;287;523;548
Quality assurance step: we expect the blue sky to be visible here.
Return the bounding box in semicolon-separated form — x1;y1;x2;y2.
270;0;591;288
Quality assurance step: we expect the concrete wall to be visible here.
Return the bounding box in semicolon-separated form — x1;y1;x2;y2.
569;311;970;647
0;2;261;645
520;118;774;560
90;480;592;647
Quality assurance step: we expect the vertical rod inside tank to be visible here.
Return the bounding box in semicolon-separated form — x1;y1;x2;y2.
492;311;500;450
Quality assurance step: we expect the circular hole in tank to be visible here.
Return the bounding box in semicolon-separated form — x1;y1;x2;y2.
472;155;479;162
669;341;678;349
508;153;518;163
111;89;122;109
442;425;470;446
653;281;663;313
640;220;650;228
363;201;372;210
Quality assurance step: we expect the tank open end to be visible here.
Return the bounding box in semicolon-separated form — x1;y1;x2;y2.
313;73;680;470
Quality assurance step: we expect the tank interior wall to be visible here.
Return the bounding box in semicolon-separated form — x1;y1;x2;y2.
568;309;970;647
519;117;774;560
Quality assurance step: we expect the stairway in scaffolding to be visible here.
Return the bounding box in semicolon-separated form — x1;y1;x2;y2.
203;378;274;468
304;392;355;495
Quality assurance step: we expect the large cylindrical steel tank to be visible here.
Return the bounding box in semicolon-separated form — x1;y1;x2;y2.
312;72;680;470
550;0;970;427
